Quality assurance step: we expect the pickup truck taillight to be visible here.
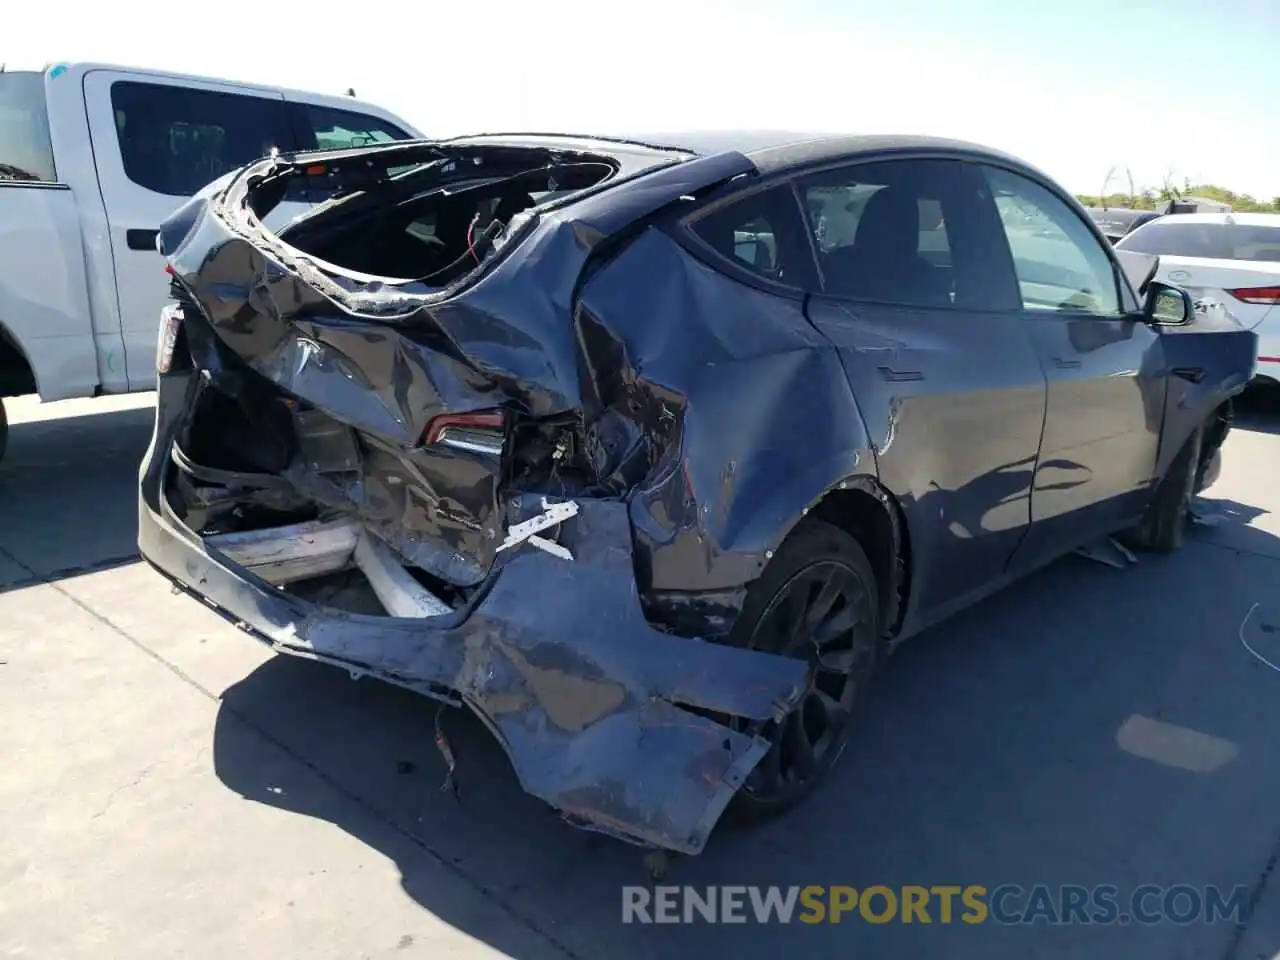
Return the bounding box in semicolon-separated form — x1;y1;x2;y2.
156;303;183;373
422;411;505;457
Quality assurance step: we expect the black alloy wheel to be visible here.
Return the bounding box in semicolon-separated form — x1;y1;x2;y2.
729;520;881;818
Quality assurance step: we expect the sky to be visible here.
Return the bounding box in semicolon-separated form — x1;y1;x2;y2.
7;0;1279;201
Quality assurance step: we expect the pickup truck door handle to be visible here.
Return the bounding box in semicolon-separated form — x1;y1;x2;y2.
1172;366;1206;383
1052;357;1082;370
126;228;159;251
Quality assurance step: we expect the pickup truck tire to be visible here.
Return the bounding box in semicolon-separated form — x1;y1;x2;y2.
0;399;7;465
726;518;880;822
1130;425;1203;553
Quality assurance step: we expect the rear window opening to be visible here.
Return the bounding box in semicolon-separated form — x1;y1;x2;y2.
261;147;619;291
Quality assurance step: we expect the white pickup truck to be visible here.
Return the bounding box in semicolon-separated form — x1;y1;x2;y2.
0;62;422;460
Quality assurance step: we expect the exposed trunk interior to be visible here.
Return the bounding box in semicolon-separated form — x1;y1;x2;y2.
271;147;618;288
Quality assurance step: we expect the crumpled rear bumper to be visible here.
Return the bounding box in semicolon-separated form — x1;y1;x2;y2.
138;382;807;856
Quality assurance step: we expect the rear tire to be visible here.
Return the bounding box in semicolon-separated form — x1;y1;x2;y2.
727;518;881;822
0;399;8;465
1131;426;1202;553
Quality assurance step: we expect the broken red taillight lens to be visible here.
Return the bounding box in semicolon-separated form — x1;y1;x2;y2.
422;411;506;457
1227;286;1280;305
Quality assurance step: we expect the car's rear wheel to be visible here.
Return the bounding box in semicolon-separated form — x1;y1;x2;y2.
0;399;8;465
727;519;880;820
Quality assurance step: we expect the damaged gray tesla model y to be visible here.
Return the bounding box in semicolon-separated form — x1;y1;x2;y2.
139;131;1256;861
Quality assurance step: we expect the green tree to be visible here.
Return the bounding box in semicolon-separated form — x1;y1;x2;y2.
1077;182;1277;214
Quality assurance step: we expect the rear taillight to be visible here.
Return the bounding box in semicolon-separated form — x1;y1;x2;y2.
1227;286;1280;305
422;411;505;457
156;303;183;374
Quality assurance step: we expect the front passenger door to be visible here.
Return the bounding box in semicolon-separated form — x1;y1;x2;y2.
979;165;1167;571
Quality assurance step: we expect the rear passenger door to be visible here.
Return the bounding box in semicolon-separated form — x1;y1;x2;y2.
978;165;1166;569
799;158;1048;623
82;70;306;390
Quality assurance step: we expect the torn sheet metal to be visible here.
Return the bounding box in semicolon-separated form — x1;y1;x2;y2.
142;464;807;854
163;144;882;639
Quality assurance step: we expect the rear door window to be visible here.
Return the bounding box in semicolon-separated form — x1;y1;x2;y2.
0;72;56;182
797;158;1018;311
293;103;412;151
110;81;292;196
1118;219;1280;263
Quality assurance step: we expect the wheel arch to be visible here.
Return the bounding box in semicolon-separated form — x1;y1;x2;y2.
788;475;913;641
0;319;39;398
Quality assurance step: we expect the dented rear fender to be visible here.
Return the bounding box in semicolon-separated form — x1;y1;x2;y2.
572;223;880;617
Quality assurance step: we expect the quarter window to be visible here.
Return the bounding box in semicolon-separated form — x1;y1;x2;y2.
110;81;290;196
983;167;1122;315
688;186;812;288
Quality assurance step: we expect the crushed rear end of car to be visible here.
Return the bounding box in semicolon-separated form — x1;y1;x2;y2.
137;137;809;856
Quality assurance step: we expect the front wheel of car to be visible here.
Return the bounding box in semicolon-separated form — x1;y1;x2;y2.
727;518;881;821
1131;426;1203;553
0;399;8;465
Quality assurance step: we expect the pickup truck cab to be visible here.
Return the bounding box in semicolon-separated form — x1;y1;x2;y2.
0;62;422;460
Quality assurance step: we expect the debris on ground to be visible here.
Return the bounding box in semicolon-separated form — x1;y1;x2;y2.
1188;497;1228;527
1074;537;1140;569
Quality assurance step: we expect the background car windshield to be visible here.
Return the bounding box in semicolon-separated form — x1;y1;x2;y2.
1117;220;1280;262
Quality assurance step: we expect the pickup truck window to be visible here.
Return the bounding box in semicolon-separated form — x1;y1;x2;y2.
282;102;415;203
298;104;411;150
109;81;292;196
0;72;57;182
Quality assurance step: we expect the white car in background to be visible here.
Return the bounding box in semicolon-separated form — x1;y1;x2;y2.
1116;213;1280;384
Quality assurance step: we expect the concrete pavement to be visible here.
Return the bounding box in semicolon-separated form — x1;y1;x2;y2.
3;392;1280;959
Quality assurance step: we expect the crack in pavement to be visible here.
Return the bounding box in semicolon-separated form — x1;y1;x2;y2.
1223;834;1280;960
91;759;165;820
0;543;584;960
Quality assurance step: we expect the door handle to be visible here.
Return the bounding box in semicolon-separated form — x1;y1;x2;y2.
1172;366;1206;383
877;366;923;382
126;228;159;251
1052;357;1082;369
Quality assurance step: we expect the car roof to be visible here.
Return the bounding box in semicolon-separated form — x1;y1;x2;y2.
626;130;1037;174
448;129;1047;181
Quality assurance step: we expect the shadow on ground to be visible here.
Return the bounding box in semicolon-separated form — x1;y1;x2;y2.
0;402;153;588
209;420;1280;960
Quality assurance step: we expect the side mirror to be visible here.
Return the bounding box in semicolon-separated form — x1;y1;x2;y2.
1144;280;1194;326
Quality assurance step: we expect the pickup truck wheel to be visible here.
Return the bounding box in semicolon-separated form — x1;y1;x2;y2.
0;399;7;465
1131;426;1203;553
727;519;880;821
